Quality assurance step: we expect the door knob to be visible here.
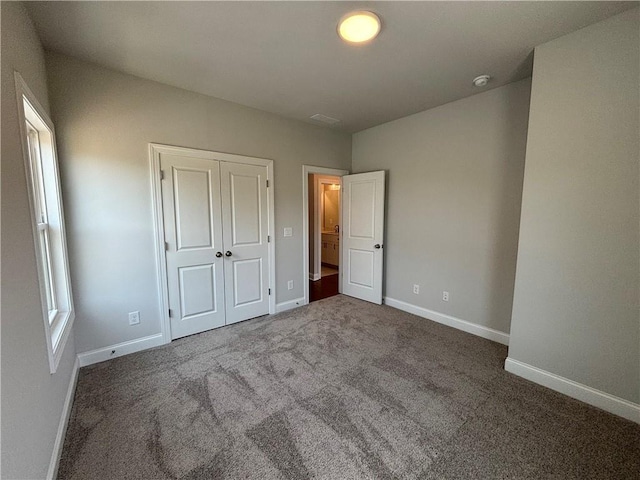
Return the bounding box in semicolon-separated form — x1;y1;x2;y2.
215;251;223;258
374;244;381;249
225;251;232;257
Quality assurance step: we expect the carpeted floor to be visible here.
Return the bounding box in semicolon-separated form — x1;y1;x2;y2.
58;295;639;479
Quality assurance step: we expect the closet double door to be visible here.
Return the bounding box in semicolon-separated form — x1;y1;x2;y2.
161;153;270;340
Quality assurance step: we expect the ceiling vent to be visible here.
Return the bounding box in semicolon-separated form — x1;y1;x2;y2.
310;114;341;126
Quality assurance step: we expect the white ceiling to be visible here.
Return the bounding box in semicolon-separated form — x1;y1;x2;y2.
27;1;636;132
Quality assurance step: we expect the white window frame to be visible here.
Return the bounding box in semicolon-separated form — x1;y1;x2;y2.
15;72;75;373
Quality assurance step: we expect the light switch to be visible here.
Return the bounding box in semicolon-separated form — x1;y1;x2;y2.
283;227;293;237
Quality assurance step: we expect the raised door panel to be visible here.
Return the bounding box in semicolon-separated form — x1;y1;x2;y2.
228;174;261;246
178;264;218;318
233;258;263;306
348;249;374;287
348;181;376;240
173;168;215;250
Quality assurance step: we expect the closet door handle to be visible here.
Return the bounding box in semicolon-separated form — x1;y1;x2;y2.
225;251;232;257
215;251;223;258
374;244;381;249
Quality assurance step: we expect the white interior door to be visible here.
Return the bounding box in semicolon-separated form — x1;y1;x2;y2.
342;171;385;304
220;162;270;324
161;154;226;340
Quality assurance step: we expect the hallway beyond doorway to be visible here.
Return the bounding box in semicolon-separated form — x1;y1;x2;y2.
309;272;339;302
321;265;338;277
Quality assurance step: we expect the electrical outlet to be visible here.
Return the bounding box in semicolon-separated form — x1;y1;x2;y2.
413;284;420;295
283;227;293;237
129;311;140;325
442;291;449;302
287;280;294;290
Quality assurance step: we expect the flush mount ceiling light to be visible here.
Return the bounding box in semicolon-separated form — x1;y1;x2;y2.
473;75;491;87
338;11;381;44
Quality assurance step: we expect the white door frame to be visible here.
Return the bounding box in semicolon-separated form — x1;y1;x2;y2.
301;165;349;306
150;143;276;344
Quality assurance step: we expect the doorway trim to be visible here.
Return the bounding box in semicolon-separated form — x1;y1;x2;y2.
301;165;349;306
150;143;276;344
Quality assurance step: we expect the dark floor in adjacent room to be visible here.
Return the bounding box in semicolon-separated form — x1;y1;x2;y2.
309;273;339;302
58;295;640;479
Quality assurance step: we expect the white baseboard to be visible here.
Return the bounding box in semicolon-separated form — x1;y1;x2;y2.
383;297;510;346
276;297;305;313
309;272;321;281
77;333;165;367
47;356;80;480
505;357;640;424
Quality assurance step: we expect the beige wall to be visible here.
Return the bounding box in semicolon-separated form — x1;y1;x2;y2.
0;3;78;478
45;53;352;353
353;79;531;335
508;9;639;403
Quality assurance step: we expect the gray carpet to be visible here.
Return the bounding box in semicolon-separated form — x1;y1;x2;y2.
58;295;639;479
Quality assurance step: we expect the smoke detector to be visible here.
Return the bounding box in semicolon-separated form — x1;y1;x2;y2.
310;114;341;126
473;75;491;87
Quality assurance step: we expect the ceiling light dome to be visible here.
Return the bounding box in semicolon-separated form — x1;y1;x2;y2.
338;11;381;44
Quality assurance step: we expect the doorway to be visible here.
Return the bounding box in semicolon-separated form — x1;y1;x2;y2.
302;166;386;306
309;174;342;302
301;166;348;305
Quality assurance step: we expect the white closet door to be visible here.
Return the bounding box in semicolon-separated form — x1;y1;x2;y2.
161;154;226;339
341;171;385;304
220;162;270;324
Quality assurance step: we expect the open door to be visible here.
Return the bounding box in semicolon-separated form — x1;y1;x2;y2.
341;171;385;304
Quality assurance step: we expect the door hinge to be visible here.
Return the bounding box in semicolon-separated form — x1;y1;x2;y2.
267;235;271;243
266;179;269;188
165;241;169;251
160;170;165;180
268;288;271;295
168;309;172;318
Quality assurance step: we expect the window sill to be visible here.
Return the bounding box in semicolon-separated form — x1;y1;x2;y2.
49;309;75;374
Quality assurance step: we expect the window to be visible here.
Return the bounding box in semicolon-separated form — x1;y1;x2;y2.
16;72;74;373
